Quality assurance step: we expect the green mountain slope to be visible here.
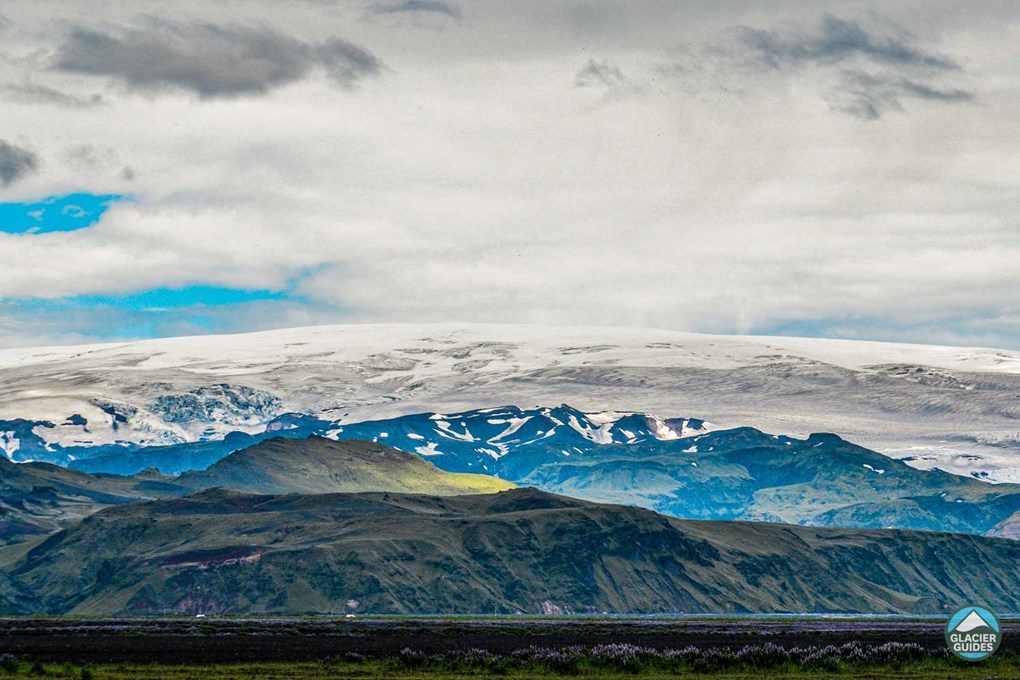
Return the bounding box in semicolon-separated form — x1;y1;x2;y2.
175;437;514;495
0;457;171;544
10;487;1020;616
0;438;512;546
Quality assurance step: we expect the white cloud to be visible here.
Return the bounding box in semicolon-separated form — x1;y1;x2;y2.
0;1;1018;348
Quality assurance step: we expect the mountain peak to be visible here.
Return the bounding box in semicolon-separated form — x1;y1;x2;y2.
176;436;514;496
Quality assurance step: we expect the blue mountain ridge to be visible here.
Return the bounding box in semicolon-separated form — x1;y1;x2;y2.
7;404;1020;536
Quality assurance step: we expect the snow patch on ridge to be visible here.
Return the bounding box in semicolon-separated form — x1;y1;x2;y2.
0;432;19;459
585;410;630;425
490;417;532;442
416;442;442;456
647;416;710;441
433;420;476;442
567;414;615;444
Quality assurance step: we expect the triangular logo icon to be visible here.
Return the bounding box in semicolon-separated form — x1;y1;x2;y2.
954;609;993;633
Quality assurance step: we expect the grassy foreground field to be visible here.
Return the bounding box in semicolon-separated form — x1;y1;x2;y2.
1;617;1017;678
1;658;1020;679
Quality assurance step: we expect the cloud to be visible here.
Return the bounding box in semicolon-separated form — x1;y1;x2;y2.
575;59;629;89
827;70;974;120
0;140;38;187
0;2;1017;351
2;82;106;108
574;59;644;101
52;21;382;97
314;38;385;85
736;13;959;71
660;12;976;120
366;1;462;20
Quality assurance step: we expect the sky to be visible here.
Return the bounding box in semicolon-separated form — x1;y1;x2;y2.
0;1;1018;349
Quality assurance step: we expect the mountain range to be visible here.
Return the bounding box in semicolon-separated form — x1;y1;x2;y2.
4;433;1020;615
9;403;1020;542
0;437;512;544
8;485;1020;616
3;323;1020;481
4;324;1020;615
332;406;1020;537
4;405;1020;538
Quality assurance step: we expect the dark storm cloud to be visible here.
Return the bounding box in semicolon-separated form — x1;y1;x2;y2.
0;140;38;187
655;12;978;120
53;21;382;98
574;59;629;88
366;1;462;20
737;13;959;71
314;38;384;84
828;70;974;120
3;82;106;108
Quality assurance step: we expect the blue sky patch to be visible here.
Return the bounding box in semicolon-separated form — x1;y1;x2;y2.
0;193;129;234
28;285;290;311
2;285;298;341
